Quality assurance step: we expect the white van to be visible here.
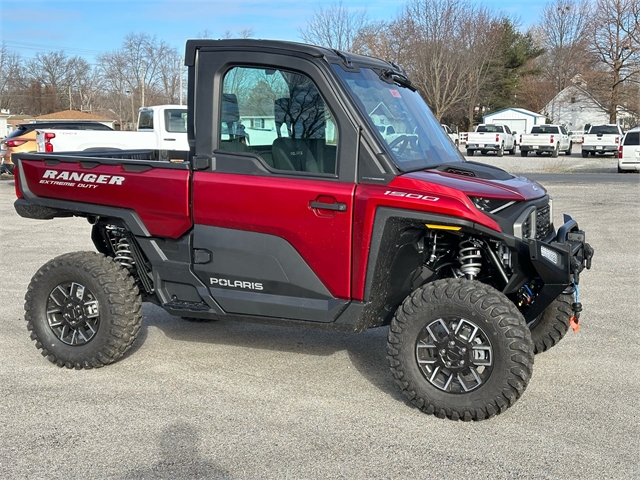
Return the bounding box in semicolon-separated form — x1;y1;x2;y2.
618;127;640;173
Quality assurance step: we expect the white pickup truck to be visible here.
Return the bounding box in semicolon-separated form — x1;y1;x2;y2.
519;124;572;157
581;124;624;158
37;105;189;156
464;124;516;157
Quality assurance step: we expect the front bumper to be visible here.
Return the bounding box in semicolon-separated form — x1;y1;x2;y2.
523;214;593;320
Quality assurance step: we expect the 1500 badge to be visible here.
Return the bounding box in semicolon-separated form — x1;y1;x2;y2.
384;190;439;201
210;277;263;291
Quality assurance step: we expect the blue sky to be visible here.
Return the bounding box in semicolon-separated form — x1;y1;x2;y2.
1;0;544;64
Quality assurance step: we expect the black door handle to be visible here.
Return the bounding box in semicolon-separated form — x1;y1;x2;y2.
310;201;347;212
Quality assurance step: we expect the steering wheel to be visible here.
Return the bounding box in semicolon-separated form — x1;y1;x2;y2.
388;134;418;156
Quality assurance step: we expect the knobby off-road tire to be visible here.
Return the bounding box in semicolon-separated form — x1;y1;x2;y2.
528;294;573;354
25;252;142;369
387;278;534;421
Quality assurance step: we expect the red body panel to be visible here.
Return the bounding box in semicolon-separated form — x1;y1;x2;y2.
20;159;191;238
350;171;546;300
192;172;356;299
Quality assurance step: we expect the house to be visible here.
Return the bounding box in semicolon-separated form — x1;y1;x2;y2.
483;108;546;135
542;84;636;131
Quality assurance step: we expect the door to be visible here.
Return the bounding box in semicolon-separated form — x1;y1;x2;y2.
191;59;358;322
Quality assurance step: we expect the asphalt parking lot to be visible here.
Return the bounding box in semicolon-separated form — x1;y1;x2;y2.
1;153;638;479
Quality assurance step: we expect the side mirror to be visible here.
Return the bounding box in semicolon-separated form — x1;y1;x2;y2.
512;131;517;135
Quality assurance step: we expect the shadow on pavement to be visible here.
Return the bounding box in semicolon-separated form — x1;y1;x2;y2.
132;303;405;403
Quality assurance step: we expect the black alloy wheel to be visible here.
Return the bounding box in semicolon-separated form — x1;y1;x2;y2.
415;316;493;393
46;281;99;345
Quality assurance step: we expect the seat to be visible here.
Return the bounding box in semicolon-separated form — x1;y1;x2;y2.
272;93;326;173
271;137;318;172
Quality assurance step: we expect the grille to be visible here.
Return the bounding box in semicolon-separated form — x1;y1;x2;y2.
536;204;552;239
522;216;532;239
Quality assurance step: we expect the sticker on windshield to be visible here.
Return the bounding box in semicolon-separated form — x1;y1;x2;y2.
389;89;401;98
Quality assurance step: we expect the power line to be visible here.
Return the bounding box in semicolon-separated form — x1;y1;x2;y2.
4;41;106;56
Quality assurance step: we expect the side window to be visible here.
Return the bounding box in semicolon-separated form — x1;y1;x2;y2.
560;126;567;135
165;109;187;133
219;66;338;174
624;132;639;146
504;126;512;134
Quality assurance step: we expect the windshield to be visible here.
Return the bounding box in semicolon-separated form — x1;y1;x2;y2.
333;65;463;171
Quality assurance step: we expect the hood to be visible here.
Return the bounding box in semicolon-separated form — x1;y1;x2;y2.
401;161;546;201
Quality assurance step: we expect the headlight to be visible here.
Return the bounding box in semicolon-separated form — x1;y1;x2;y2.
540;245;560;265
470;197;516;214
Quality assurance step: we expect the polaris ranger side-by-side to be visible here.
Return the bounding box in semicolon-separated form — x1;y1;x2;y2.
13;40;593;421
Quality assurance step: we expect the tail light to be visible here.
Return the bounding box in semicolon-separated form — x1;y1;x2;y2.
495;134;500;142
5;139;27;147
615;136;619;144
550;135;554;144
619;145;623;159
44;132;56;152
581;136;584;143
519;135;522;144
14;164;23;199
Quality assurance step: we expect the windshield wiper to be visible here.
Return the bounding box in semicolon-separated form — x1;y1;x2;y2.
380;69;417;92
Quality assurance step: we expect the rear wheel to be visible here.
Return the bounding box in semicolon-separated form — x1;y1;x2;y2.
551;144;559;158
466;149;474;156
24;252;142;369
581;150;588;158
496;145;504;157
521;150;529;157
527;294;573;354
565;142;572;155
387;279;534;421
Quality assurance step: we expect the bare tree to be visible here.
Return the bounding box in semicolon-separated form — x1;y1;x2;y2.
392;0;503;122
98;33;182;127
536;0;592;93
588;0;640;122
0;44;22;111
298;1;368;52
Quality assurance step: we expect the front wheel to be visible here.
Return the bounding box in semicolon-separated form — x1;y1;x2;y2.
24;252;142;369
387;279;534;421
528;294;573;354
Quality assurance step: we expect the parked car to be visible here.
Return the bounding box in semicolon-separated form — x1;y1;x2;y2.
465;123;517;156
618;126;640;173
0;121;113;173
519;125;572;157
37;105;189;158
581;124;624;158
441;124;459;146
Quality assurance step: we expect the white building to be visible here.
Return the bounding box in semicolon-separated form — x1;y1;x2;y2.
483;108;546;135
543;84;636;131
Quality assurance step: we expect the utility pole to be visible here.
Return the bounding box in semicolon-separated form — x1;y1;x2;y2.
141;61;146;108
126;90;135;130
179;62;183;105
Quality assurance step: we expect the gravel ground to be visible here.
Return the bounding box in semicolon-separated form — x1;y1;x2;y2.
0;161;638;479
